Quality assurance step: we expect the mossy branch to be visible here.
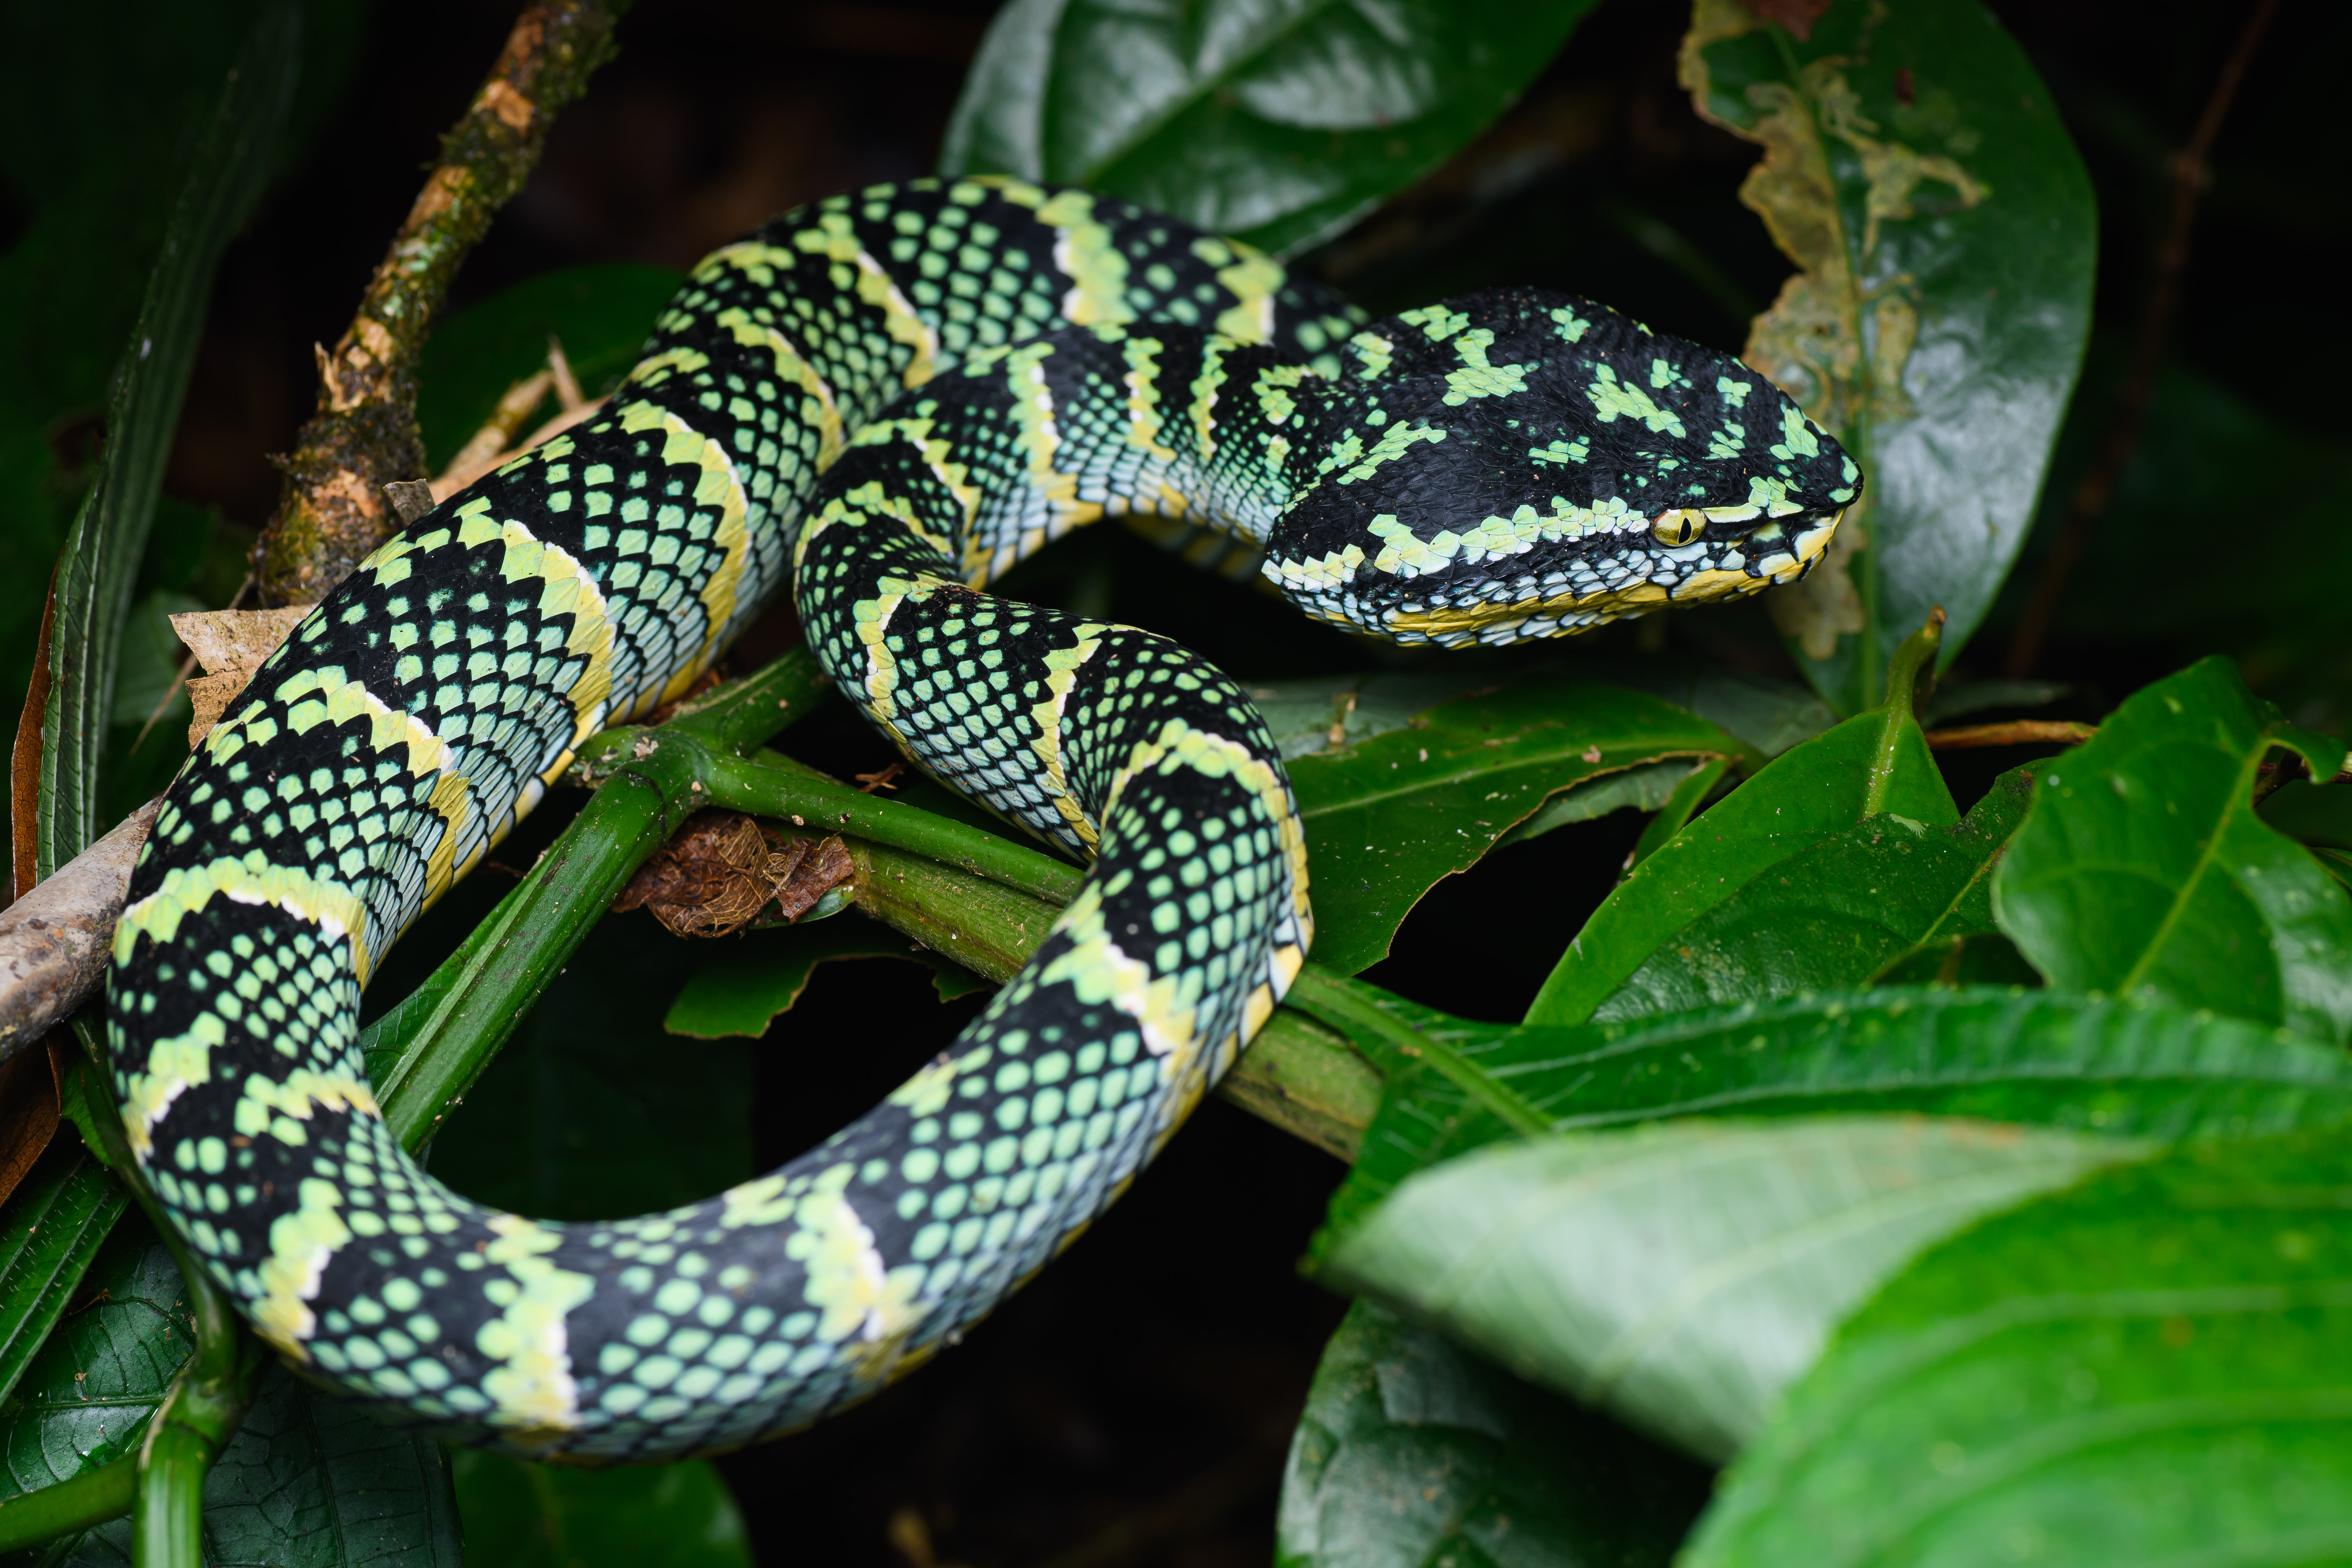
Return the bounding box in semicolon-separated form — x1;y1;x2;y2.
256;0;631;603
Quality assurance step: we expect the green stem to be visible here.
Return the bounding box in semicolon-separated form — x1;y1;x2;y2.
373;757;688;1151
842;840;1383;1160
1863;607;1946;818
1282;966;1550;1137
707;748;1083;905
0;1458;136;1554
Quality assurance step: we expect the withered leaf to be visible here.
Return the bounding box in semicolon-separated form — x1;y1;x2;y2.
170;605;315;747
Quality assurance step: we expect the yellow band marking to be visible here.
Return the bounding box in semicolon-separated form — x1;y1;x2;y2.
1027;624;1110;852
478;1213;596;1446
612;403;752;703
710;306;845;471
785;221;939;387
252;1175;352;1356
116;855;375;986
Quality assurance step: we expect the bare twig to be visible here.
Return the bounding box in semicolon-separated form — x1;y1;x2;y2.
2005;0;2281;676
1923;720;2098;750
0;801;160;1062
254;0;631;604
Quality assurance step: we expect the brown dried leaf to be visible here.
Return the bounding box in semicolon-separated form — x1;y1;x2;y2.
771;835;853;922
171;605;316;746
614;812;853;937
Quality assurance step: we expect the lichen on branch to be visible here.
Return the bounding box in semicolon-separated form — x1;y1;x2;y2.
255;1;630;604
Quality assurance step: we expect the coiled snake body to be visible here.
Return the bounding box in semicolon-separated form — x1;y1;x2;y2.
107;179;1858;1459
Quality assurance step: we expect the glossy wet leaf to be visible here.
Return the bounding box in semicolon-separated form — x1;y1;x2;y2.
1993;657;2352;1044
1685;1132;2352;1568
1681;0;2096;710
416;263;684;470
27;13;298;876
448;1448;751;1568
2260;777;2352;895
942;0;1605;255
1593;764;2033;1021
1289;680;1744;975
664;921;986;1038
1526;703;1954;1026
1277;1299;1707;1568
1319;987;2352;1244
1320;1116;2139;1461
0;1150;126;1414
0;1198;464;1568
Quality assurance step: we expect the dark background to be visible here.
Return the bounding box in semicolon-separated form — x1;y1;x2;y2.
8;0;2346;1563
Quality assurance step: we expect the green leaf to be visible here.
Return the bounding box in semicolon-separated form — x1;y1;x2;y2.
1277;1299;1707;1568
1867;931;2040;988
1525;700;1954;1027
0;1217;193;1500
1683;1132;2352;1568
1492;758;1716;854
1317;987;2352;1246
30;9;299;875
1993;657;2352;1043
941;0;1605;256
1592;764;2033;1022
2259;777;2352;895
0;1217;463;1567
663;921;986;1039
1290;680;1744;975
1681;0;2096;710
416;264;684;470
1320;1116;2142;1462
1245;673;1507;763
448;1449;751;1568
0;1150;128;1416
428;914;756;1222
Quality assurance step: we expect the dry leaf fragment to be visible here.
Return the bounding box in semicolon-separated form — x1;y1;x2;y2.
613;811;854;937
170;605;317;747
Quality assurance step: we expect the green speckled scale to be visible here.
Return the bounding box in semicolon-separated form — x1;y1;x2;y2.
106;178;1858;1460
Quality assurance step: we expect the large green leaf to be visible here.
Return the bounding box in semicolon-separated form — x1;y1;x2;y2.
1993;657;2352;1044
416;264;684;470
1277;1299;1706;1568
1319;1116;2140;1462
1684;1132;2352;1568
1592;764;2033;1022
28;8;300;876
0;1218;461;1568
1315;986;2352;1245
0;1151;127;1417
1681;0;2096;710
2262;777;2352;895
1525;697;1954;1026
447;1449;751;1568
1289;681;1745;975
940;0;1605;256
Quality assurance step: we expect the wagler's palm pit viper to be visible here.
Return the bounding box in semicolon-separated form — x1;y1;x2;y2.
107;178;1858;1459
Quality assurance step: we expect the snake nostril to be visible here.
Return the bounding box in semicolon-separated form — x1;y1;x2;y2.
1651;509;1705;547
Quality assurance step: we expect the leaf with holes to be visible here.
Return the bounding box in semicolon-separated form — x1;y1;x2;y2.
1681;0;2096;710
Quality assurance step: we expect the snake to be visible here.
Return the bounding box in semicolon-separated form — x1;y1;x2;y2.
105;177;1859;1460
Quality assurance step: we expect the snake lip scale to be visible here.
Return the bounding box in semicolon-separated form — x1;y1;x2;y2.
105;177;1857;1460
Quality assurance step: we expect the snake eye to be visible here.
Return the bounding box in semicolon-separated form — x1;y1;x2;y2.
1651;510;1706;546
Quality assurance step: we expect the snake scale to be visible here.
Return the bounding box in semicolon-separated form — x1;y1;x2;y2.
106;178;1858;1460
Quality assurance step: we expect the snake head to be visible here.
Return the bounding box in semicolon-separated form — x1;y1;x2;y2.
1261;287;1862;647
